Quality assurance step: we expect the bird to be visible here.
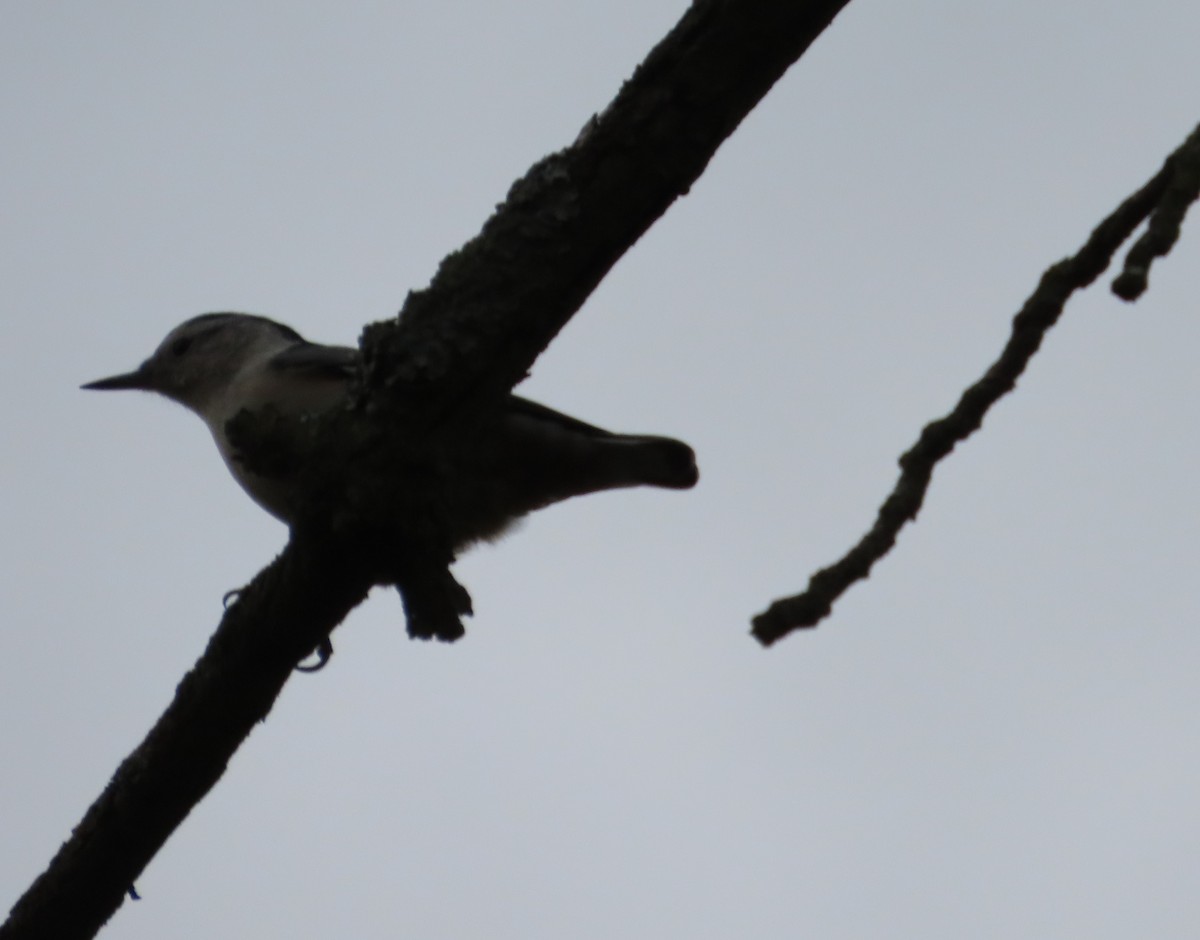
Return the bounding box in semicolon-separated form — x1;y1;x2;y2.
83;312;698;545
84;313;698;665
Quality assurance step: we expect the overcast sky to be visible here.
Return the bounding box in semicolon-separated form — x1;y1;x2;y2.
3;2;1200;938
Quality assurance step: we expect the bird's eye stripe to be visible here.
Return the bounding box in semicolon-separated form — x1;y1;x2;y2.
171;337;193;356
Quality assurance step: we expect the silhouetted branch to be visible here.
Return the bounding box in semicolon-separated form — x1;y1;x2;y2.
1112;124;1200;300
359;0;851;416
1;534;376;940
752;120;1200;647
2;1;850;937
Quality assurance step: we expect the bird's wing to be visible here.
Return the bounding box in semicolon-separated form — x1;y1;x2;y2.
263;351;613;438
268;343;360;382
506;395;614;438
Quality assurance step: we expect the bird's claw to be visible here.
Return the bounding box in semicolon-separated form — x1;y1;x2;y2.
295;637;333;673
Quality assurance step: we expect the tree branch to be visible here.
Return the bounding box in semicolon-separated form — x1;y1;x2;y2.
2;534;375;940
1112;125;1200;300
2;1;851;937
751;120;1200;647
359;0;851;414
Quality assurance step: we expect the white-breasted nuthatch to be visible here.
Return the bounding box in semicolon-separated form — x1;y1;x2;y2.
83;313;698;544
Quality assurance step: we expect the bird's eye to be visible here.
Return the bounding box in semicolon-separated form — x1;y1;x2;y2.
170;337;193;357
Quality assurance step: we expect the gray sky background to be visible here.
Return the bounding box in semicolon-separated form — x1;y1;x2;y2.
3;3;1199;937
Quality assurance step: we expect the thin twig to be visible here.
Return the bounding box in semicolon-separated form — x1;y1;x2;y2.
751;121;1199;647
1112;123;1200;300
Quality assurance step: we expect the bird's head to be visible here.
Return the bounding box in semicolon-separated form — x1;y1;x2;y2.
82;313;306;415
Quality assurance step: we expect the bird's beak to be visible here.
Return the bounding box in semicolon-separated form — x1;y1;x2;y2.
81;367;154;392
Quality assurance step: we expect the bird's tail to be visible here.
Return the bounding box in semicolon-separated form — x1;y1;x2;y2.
601;435;698;490
449;422;698;545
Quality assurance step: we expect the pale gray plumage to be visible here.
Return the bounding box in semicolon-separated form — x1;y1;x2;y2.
83;313;698;543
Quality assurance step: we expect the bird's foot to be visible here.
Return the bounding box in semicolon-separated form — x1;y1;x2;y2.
295;637;333;673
